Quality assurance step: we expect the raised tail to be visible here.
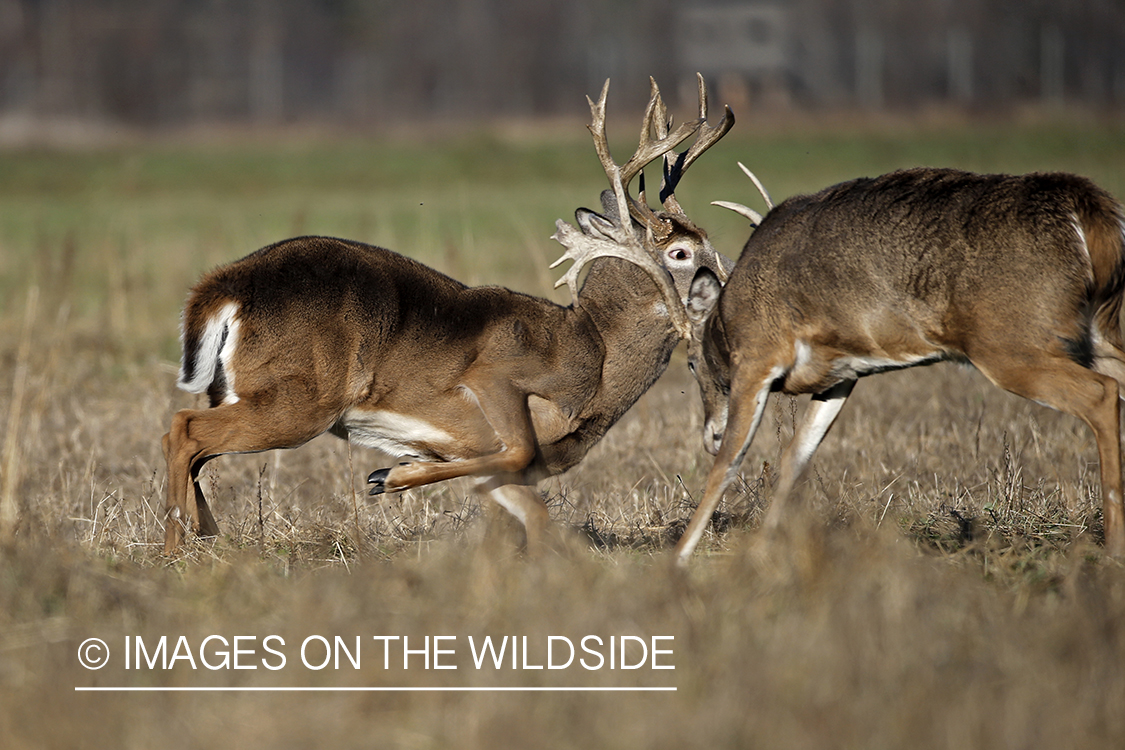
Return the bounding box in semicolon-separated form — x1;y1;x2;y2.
178;300;240;401
1081;187;1125;352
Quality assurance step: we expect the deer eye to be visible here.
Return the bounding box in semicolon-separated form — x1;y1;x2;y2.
668;246;692;262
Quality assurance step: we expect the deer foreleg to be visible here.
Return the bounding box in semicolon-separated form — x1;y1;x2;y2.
367;383;539;494
674;369;775;565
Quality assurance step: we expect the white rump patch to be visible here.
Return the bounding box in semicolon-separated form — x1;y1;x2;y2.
179;302;240;400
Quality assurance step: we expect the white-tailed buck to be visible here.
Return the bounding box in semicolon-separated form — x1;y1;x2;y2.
677;166;1125;562
162;76;735;554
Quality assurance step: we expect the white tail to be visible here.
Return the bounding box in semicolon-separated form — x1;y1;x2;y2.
678;166;1125;562
162;76;735;555
177;302;239;399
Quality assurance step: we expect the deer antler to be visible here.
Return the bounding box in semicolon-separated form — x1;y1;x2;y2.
711;161;775;227
551;77;737;340
551;80;700;338
550;167;693;339
586;78;703;241
660;73;736;216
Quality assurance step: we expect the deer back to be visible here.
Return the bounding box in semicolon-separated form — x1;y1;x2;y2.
713;169;1125;392
180;237;607;419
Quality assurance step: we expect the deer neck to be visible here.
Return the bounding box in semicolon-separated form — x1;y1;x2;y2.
578;257;679;364
543;259;678;473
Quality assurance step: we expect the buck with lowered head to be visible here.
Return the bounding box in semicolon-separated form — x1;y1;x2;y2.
162;76;734;555
677;166;1125;562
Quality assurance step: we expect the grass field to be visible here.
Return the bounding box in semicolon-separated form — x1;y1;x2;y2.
2;108;1125;748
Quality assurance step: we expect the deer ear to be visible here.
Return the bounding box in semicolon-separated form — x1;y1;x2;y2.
687;267;722;326
575;207;618;240
598;188;624;222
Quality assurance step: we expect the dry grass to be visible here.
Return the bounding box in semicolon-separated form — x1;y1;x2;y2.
2;122;1125;748
3;294;1124;749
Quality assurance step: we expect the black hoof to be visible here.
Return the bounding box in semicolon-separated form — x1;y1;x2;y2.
367;468;390;496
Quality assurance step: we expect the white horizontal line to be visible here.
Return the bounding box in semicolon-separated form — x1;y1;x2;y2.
75;686;676;692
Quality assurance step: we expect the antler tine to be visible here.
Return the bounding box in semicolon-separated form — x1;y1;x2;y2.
738;160;774;209
682;73;735;174
586;79;617;187
618;78;701;188
711;200;763;227
646;77;672;146
660;73;736;211
711;161;775;228
586;79;702;199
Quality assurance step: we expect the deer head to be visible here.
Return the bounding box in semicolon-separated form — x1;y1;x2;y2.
551;74;736;339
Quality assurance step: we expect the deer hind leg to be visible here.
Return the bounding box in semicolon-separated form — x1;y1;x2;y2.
972;353;1125;557
162;401;332;554
763;379;857;531
190;458;221;538
674;368;775;565
162;425;220;548
1092;337;1125;398
474;476;551;558
162;416;221;553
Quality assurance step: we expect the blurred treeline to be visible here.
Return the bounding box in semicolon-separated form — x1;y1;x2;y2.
0;0;1123;128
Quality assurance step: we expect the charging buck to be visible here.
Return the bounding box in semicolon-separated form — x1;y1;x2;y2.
162;76;735;554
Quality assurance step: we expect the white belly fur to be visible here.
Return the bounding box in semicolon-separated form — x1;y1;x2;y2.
337;408;457;460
